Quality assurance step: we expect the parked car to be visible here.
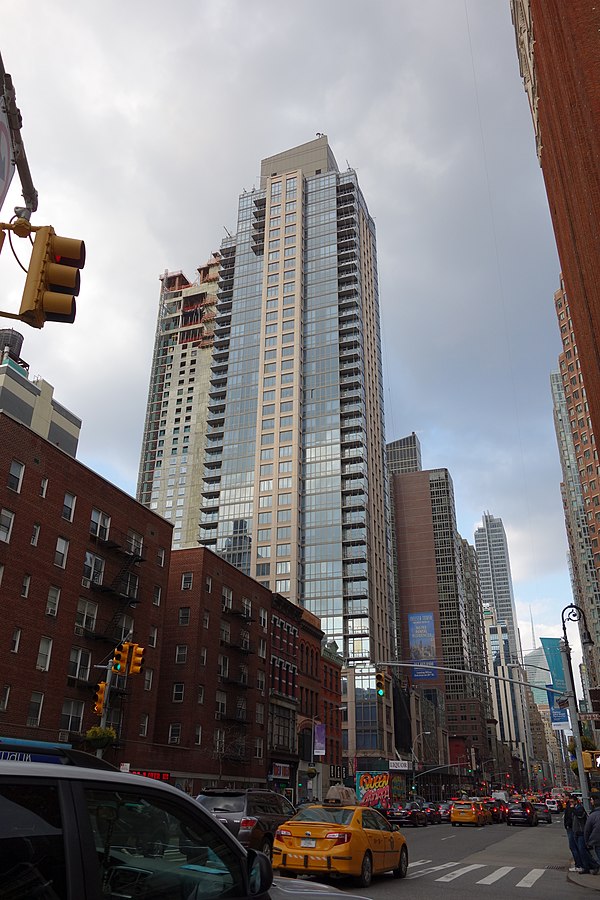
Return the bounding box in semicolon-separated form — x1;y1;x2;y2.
438;801;453;822
273;800;408;886
196;789;296;860
422;802;442;824
507;801;538;826
388;801;428;827
533;803;552;824
0;758;277;900
450;801;486;827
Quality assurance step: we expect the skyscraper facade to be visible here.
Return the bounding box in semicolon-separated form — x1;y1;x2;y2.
137;257;220;548
200;137;393;757
475;512;522;663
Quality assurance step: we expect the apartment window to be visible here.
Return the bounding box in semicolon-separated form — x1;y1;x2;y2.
168;723;181;744
256;702;265;725
214;729;225;754
11;627;21;653
46;586;60;617
127;529;143;555
40;476;48;498
153;585;162;606
157;547;166;567
0;564;3;586
255;737;264;759
149;626;157;648
194;725;202;746
242;597;252;618
55;537;69;568
36;637;53;671
203;610;210;628
123;571;138;600
179;607;191;625
217;655;229;678
172;683;184;703
257;671;265;694
258;638;267;659
68;646;91;681
0;508;14;543
139;714;149;737
181;573;193;591
62;492;76;522
0;685;10;712
31;522;41;546
83;551;104;585
8;460;24;492
144;669;153;691
76;598;97;632
222;586;232;611
216;691;227;716
90;508;110;540
259;609;268;630
60;699;84;733
21;574;31;598
175;644;188;664
27;691;44;727
197;685;205;704
205;575;212;593
220;622;230;644
199;648;207;666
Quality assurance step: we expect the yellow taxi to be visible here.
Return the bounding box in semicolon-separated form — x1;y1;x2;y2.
450;800;486;827
272;801;408;887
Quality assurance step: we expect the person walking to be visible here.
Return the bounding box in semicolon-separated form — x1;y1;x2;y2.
564;800;583;872
572;800;598;874
585;801;600;869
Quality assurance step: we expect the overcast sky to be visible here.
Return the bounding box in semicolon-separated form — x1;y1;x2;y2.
2;2;580;664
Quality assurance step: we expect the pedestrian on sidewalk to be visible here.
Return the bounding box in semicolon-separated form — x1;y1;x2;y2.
585;801;600;869
572;801;598;874
565;799;583;871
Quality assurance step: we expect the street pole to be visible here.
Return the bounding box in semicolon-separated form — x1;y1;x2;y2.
561;603;594;812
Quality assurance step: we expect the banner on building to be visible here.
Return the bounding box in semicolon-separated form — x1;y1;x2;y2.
547;684;569;730
314;723;326;757
408;612;437;679
540;637;567;693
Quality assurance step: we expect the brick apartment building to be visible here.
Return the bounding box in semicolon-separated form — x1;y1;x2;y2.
0;415;341;797
0;412;173;755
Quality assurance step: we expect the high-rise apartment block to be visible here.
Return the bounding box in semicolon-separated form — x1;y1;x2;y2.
475;512;522;663
511;1;600;443
137;256;220;548
196;138;392;751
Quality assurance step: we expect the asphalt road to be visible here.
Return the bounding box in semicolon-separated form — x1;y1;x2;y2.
311;818;593;900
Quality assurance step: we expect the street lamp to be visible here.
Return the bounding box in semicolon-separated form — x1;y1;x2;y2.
561;603;595;812
481;757;496;792
411;730;431;799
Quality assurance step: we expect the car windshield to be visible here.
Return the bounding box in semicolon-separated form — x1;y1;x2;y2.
292;807;354;825
197;795;245;813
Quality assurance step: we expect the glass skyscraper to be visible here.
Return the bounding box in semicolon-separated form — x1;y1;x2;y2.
200;137;394;757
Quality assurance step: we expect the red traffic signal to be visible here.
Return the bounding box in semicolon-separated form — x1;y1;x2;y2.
19;225;85;328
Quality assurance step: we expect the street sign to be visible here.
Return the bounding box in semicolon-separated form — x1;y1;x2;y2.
580;713;600;721
0;103;14;213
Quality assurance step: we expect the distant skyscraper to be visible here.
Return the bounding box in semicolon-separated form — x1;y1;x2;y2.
137;256;220;548
199;136;393;758
475;512;522;663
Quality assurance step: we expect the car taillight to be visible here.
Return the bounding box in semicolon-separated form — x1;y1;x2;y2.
239;817;258;829
275;828;292;839
325;832;352;845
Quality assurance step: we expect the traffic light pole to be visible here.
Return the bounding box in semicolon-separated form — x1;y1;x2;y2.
0;51;38;217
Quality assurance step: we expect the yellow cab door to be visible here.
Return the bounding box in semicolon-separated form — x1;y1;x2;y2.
361;808;387;873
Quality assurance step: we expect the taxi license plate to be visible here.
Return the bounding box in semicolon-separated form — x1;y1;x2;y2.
301;838;316;848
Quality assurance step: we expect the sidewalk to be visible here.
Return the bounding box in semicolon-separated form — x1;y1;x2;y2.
567;870;600;891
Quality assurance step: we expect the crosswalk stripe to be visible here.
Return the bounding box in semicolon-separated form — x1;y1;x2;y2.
407;859;431;868
477;866;514;884
516;869;545;888
407;862;459;879
436;864;486;882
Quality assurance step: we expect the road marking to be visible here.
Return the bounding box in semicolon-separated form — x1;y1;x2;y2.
407;862;459;879
436;864;486;882
407;859;430;868
516;869;545;888
477;866;514;884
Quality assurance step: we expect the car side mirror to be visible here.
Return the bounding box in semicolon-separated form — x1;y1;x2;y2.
392;824;400;832
248;849;273;895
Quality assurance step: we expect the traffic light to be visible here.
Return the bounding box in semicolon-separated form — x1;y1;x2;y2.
93;681;107;716
129;643;146;675
375;671;385;698
111;642;131;674
19;225;85;328
583;751;593;770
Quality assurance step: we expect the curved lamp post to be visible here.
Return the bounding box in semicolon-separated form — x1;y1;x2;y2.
561;603;594;812
411;730;431;799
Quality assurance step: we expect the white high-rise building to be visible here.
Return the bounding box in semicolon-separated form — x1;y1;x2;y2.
475;512;522;662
